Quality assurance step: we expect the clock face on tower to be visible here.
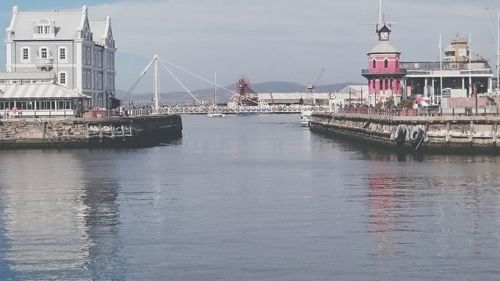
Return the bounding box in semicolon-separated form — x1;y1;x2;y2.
380;31;389;40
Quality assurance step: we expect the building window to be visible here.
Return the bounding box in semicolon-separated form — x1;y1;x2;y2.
384;59;389;68
59;72;67;85
40;47;48;59
59;47;66;61
21;47;30;61
372;59;376;69
98;73;102;90
33;18;55;38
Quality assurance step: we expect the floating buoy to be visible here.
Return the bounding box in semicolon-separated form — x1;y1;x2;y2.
394;124;407;145
409;126;425;150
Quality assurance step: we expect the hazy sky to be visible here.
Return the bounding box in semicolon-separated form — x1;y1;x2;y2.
0;0;499;93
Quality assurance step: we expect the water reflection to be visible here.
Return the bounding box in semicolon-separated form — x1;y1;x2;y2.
367;174;417;257
314;131;500;164
0;150;122;280
79;156;122;281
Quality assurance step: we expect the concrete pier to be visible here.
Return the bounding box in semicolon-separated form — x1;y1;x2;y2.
0;114;182;149
310;112;500;153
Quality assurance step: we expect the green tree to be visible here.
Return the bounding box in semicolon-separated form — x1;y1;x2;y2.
384;97;395;108
400;98;414;109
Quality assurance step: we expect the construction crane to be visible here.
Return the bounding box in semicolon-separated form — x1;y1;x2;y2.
306;67;325;93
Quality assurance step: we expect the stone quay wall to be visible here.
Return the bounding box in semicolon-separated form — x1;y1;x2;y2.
310;112;500;153
0;114;182;148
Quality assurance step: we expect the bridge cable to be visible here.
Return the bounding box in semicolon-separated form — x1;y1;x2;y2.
160;58;240;96
159;61;204;106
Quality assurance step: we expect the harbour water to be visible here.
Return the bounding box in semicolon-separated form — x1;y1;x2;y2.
1;114;500;280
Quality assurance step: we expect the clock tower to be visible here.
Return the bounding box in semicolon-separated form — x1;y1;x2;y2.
362;20;406;106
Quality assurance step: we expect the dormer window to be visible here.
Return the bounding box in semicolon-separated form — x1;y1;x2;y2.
33;18;56;39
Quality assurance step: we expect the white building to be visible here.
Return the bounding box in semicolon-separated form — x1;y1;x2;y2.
401;35;494;105
4;5;117;109
0;72;91;117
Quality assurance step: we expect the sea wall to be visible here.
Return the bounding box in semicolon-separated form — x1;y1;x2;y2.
0;114;182;149
310;112;500;153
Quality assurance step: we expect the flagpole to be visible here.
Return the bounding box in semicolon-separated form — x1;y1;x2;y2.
439;33;443;102
379;0;382;24
468;33;472;97
497;11;499;95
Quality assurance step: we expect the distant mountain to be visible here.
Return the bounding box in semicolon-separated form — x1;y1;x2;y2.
116;81;360;105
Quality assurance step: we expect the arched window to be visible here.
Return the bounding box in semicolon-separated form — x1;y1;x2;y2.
39;47;48;59
384;59;389;68
372;59;376;68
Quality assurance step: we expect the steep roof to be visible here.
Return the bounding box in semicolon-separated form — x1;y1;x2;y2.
6;6;112;46
89;21;106;44
368;41;400;55
7;7;85;40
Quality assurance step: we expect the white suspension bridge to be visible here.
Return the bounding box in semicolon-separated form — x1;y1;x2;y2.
124;55;333;115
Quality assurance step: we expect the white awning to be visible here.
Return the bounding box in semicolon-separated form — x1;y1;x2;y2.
0;84;91;99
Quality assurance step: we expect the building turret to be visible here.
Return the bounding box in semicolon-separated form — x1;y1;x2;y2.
443;34;470;62
362;20;406;106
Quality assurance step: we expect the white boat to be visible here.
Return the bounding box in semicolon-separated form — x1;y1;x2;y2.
207;112;225;118
300;110;312;126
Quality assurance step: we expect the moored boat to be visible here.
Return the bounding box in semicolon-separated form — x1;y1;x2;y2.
300;110;312;126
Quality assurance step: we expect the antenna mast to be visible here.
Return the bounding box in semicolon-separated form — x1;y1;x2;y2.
468;34;472;97
379;0;383;24
497;11;499;95
439;33;443;97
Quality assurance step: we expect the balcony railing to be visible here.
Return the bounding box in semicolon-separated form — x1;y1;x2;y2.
35;58;54;68
361;69;407;76
401;61;492;72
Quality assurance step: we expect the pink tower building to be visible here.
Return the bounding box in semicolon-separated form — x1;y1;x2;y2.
362;21;406;106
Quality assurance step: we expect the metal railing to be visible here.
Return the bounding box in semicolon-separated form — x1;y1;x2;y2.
361;69;407;76
35;58;54;67
159;105;332;114
337;107;418;116
401;61;492;72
